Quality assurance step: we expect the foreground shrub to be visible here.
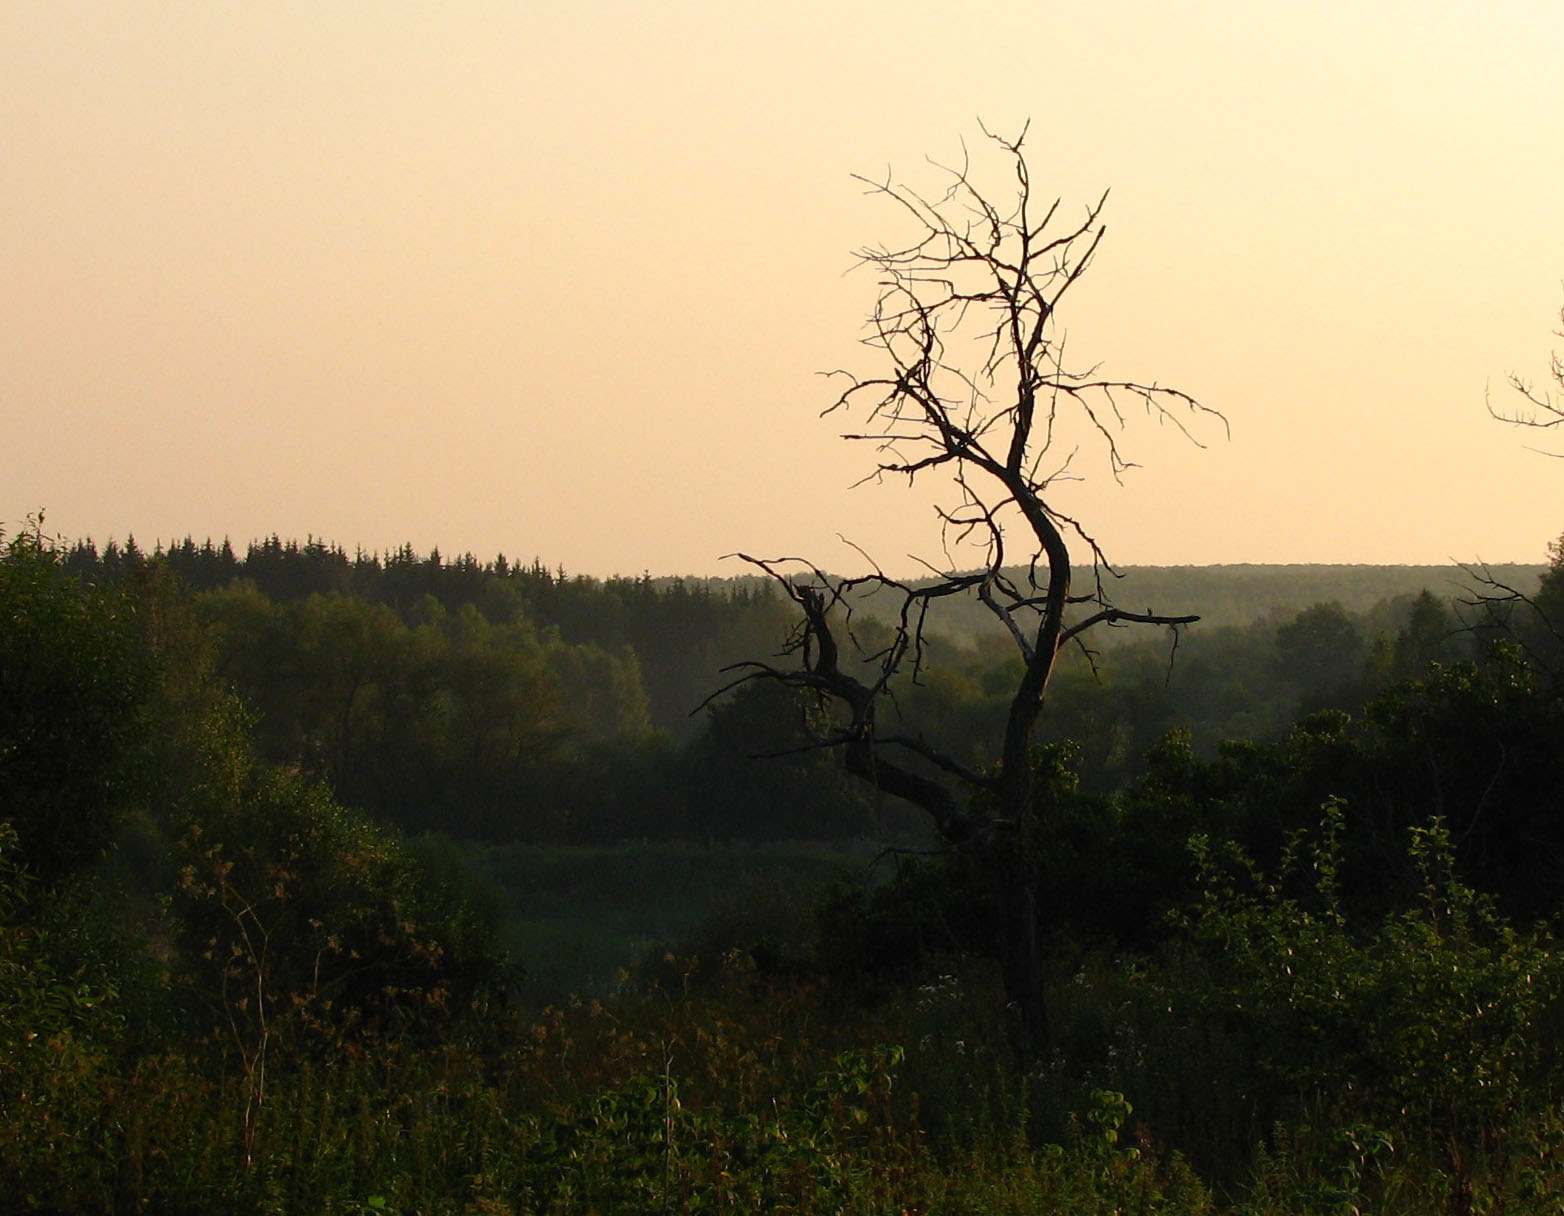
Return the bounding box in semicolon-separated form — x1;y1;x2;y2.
1096;805;1564;1211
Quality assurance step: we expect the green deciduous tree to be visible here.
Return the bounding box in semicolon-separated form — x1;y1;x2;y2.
1179;810;1563;1211
1273;601;1367;711
0;522;153;880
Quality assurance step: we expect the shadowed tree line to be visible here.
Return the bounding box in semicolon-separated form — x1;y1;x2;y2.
61;534;789;737
51;529;1538;849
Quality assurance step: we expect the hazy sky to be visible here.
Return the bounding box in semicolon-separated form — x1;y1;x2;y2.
4;1;1562;577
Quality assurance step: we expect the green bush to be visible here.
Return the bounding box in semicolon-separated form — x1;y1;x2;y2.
0;526;153;879
1172;806;1564;1208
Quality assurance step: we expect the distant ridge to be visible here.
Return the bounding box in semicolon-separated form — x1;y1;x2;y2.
57;533;1548;641
827;562;1550;645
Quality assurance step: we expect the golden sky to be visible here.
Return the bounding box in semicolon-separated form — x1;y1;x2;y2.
4;1;1562;576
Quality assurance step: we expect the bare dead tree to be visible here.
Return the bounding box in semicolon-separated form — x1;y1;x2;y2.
1458;555;1561;682
1465;297;1564;667
709;126;1222;1045
1488;298;1564;457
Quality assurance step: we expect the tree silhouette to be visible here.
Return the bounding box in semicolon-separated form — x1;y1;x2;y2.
716;125;1222;1045
1489;298;1564;455
1468;296;1564;667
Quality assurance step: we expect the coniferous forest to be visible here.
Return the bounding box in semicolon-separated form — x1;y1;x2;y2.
6;514;1564;1213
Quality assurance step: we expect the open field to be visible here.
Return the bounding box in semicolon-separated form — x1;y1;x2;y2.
467;839;878;1005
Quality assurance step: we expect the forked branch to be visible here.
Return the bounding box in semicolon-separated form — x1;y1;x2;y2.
722;126;1220;841
1489;300;1564;457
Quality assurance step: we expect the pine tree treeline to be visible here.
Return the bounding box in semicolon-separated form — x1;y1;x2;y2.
59;534;884;843
54;533;1546;846
63;534;776;658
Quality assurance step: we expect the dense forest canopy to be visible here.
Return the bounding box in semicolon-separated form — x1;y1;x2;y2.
47;530;1545;839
